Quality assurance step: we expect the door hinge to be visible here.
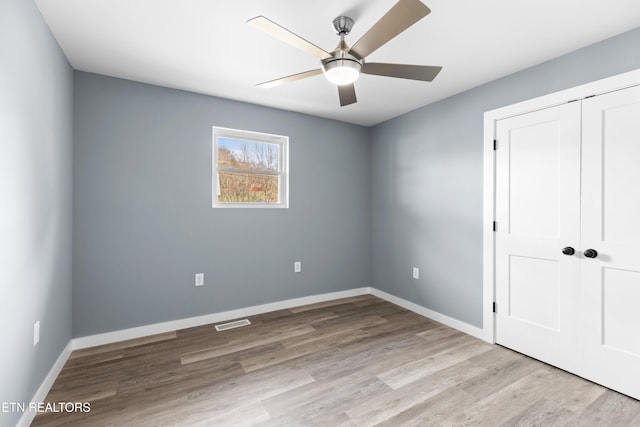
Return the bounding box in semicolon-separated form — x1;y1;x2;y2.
493;221;497;232
493;302;497;313
493;139;497;150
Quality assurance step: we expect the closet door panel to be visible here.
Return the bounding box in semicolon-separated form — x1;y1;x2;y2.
581;85;640;400
495;102;582;372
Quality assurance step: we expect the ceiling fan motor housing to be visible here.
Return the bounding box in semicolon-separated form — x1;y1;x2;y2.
321;46;363;85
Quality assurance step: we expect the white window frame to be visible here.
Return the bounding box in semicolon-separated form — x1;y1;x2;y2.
212;126;289;209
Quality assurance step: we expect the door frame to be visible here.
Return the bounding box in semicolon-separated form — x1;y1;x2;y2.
482;68;640;343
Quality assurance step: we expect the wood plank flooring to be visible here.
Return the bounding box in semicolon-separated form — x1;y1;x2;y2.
31;295;640;426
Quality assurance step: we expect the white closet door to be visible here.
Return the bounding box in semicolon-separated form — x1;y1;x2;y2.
581;85;640;399
495;102;582;372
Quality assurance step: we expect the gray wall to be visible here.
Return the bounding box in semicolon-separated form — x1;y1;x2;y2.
0;1;73;426
370;27;640;328
73;72;371;337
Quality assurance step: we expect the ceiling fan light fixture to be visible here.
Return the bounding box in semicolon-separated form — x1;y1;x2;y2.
321;56;362;86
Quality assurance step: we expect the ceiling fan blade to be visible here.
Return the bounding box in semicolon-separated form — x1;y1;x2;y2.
338;84;357;107
257;69;323;89
350;0;430;59
247;16;332;60
362;63;442;81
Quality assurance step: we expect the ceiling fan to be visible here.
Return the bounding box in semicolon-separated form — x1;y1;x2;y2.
247;0;442;107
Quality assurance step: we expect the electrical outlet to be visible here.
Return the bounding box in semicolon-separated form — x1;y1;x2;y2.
294;261;302;273
195;273;204;287
34;321;40;346
412;267;420;280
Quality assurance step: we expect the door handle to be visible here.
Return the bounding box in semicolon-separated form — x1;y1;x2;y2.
562;247;575;256
584;249;598;258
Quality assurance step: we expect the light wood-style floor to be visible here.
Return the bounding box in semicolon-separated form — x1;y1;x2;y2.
32;295;640;426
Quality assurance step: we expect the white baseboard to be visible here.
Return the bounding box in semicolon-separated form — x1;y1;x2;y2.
72;287;371;350
72;286;490;350
17;341;73;427
370;288;490;342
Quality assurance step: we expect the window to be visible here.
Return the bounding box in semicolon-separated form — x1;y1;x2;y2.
212;126;289;208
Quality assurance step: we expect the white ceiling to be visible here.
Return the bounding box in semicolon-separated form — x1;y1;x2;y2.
35;0;640;126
